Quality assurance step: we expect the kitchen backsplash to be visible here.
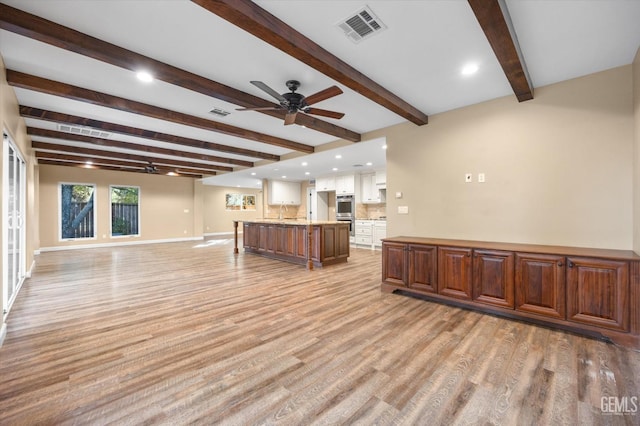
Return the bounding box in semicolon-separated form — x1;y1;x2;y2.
356;203;386;219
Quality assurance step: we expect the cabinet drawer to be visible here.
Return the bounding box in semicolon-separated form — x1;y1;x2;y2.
356;235;372;245
356;226;372;236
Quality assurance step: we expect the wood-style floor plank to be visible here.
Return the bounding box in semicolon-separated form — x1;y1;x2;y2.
0;239;639;425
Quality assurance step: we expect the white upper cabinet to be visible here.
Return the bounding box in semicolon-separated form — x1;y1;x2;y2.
375;170;386;188
361;173;383;204
268;180;301;205
315;176;336;192
335;174;355;195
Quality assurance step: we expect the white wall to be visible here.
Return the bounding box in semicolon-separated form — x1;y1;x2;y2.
371;65;634;249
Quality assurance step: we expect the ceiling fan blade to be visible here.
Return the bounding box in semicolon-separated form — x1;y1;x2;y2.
304;85;343;106
305;107;345;120
284;111;297;125
235;106;280;111
250;81;286;103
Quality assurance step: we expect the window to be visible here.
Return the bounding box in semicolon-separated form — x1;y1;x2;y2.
60;183;96;240
110;186;140;237
225;193;256;211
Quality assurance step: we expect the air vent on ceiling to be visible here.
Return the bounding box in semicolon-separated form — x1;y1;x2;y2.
209;107;231;117
336;6;387;44
58;124;110;139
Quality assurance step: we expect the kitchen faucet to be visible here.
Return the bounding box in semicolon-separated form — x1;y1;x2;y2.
278;202;287;220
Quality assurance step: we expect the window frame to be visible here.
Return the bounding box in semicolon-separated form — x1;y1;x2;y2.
109;185;141;238
58;182;97;241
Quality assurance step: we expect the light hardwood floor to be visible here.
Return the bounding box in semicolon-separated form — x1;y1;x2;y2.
0;239;638;425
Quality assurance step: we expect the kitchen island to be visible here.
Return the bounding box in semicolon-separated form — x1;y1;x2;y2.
233;219;350;269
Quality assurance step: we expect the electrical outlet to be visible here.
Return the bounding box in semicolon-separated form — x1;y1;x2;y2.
478;173;485;183
398;206;409;214
465;173;472;183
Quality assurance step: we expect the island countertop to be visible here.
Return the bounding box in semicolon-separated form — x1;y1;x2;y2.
236;219;346;225
232;220;350;269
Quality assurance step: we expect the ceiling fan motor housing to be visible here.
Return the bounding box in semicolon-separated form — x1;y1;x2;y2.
282;91;306;111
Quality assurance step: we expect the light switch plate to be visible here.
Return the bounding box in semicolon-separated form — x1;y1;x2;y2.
395;191;403;199
398;206;409;214
465;173;472;183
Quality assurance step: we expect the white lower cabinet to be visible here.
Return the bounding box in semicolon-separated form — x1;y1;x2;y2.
373;222;386;247
354;220;385;249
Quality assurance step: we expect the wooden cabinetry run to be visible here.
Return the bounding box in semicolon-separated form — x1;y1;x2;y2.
381;236;640;349
240;220;349;268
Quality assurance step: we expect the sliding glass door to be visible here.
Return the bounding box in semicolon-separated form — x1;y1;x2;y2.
3;132;26;317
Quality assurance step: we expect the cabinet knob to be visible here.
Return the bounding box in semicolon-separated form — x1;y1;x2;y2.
568;261;574;268
558;262;563;267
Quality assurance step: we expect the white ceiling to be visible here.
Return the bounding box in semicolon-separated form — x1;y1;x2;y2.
1;0;639;187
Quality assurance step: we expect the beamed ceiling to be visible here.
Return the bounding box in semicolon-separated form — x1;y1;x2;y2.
0;0;638;184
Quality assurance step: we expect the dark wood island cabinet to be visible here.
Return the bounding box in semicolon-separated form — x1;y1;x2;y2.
234;220;350;269
381;236;640;349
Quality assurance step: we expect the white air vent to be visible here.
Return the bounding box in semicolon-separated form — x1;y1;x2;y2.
336;6;386;44
209;107;231;117
58;124;110;139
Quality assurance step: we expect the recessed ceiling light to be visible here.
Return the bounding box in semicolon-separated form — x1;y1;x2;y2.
136;71;154;83
332;167;338;171
305;172;310;175
167;171;177;176
301;162;308;166
382;145;387;150
251;172;256;176
335;154;342;159
461;63;479;76
281;175;287;179
366;162;373;166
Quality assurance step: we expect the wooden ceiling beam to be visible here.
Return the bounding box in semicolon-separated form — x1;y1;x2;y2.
36;159;203;178
35;151;214;175
7;70;314;153
20;106;270;165
467;0;533;102
35;151;213;176
28;127;235;171
192;0;429;126
32;141;222;174
0;3;360;142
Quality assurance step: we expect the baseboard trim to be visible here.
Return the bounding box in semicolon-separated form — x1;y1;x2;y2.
204;231;239;237
25;260;36;278
39;236;204;252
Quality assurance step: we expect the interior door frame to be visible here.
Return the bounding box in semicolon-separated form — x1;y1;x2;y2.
2;131;27;318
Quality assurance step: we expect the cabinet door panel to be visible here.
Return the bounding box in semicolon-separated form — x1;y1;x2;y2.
407;244;437;293
566;257;629;331
382;242;406;286
321;225;336;262
295;226;307;259
335;225;350;258
473;249;515;308
438;247;472;300
515;253;565;319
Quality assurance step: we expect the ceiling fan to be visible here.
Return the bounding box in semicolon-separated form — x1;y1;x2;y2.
237;80;345;125
144;162;158;174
